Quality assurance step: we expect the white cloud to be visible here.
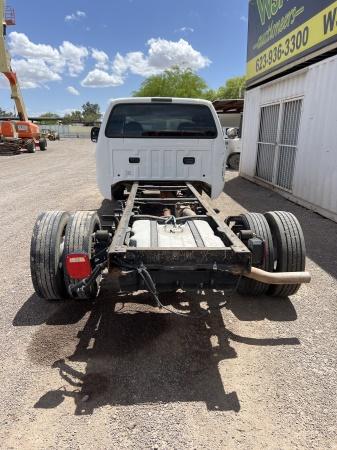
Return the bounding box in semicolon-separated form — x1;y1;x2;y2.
240;16;248;23
112;52;129;75
0;77;10;88
5;34;210;95
81;38;210;89
113;51;154;77
7;32;89;87
81;69;124;88
176;27;194;33
59;41;89;77
12;58;62;88
148;38;210;71
65;11;86;22
92;48;109;70
112;38;211;77
8;31;60;61
67;86;80;96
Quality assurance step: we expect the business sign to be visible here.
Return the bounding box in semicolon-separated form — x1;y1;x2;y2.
247;0;337;87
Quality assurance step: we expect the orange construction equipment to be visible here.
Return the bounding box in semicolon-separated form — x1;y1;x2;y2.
0;1;47;154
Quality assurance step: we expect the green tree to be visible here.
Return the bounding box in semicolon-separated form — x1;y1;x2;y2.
62;110;82;124
39;112;60;125
203;89;217;101
216;76;246;99
39;112;60;118
82;102;101;125
62;104;101;125
0;107;14;117
133;67;211;99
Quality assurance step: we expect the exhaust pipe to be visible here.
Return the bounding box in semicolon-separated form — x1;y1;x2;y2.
233;267;311;285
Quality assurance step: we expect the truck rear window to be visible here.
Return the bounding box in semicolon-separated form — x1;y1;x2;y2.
105;103;217;139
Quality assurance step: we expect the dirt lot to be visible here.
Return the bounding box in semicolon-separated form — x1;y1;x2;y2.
0;139;336;450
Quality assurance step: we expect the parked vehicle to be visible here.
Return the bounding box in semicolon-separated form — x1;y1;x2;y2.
41;129;60;141
30;98;310;307
0;121;44;154
224;127;241;170
0;2;47;154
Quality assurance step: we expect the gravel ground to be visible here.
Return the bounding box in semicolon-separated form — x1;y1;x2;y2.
0;139;336;450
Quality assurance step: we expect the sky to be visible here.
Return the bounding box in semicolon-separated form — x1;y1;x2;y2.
1;0;248;116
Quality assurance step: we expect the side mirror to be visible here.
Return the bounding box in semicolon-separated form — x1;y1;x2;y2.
91;126;100;143
227;127;238;139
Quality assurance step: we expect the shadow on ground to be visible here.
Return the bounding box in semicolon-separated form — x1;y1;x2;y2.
14;282;299;415
13;181;303;415
224;176;337;280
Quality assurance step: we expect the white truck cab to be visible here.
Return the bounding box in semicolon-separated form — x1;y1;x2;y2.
94;97;226;200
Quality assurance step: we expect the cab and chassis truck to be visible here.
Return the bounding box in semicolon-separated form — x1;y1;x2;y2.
30;98;311;307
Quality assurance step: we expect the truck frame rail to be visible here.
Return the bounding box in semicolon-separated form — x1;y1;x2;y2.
30;181;311;303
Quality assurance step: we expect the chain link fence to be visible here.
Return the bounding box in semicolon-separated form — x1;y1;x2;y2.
40;124;91;139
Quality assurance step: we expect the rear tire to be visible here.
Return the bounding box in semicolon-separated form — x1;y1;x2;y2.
227;152;240;170
30;211;70;300
237;213;274;296
264;211;306;298
112;185;125;202
39;138;47;151
26;140;36;153
63;211;102;300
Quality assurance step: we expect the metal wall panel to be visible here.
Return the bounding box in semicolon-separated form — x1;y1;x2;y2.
256;104;280;182
277;99;302;190
254;98;302;191
280;100;302;146
256;143;276;182
240;54;337;222
277;145;297;190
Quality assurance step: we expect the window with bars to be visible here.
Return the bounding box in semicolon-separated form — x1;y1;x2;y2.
256;99;302;191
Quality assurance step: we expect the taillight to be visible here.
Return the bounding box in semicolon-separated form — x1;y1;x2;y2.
65;253;92;280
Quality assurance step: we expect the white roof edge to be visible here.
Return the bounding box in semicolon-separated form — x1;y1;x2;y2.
108;97;213;105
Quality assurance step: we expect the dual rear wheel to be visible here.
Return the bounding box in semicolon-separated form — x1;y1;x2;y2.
227;152;241;171
30;210;102;301
30;209;306;301
237;211;306;298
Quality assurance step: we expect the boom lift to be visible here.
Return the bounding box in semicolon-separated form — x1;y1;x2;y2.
0;0;47;154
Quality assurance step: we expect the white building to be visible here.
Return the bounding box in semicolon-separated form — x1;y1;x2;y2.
241;1;337;223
